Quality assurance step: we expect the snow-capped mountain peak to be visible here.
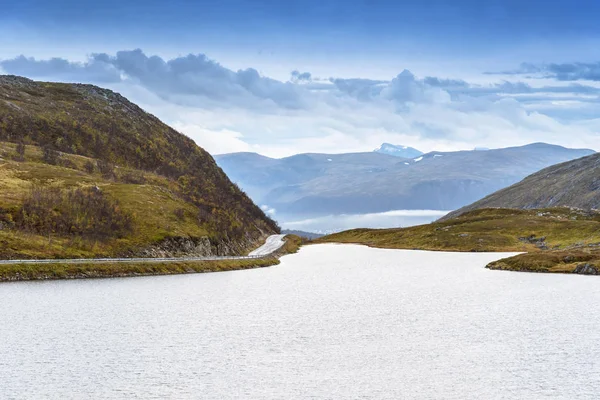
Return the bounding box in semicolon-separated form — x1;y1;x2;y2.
374;143;423;159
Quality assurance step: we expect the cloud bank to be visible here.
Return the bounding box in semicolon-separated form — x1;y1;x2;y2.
488;61;600;81
1;50;599;156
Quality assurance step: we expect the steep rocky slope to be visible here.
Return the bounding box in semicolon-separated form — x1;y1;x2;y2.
0;75;278;259
443;152;600;220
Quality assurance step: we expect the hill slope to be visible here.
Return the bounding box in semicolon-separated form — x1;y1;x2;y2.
0;75;278;259
443;152;600;220
215;143;595;218
318;208;600;253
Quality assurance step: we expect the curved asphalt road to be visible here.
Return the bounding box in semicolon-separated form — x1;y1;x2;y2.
248;234;287;256
0;234;287;265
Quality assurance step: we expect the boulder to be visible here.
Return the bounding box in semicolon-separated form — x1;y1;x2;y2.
573;263;598;275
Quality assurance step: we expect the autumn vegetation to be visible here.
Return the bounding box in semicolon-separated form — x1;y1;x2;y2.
0;75;279;261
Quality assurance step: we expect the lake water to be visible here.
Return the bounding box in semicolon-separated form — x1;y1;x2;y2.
2;244;600;399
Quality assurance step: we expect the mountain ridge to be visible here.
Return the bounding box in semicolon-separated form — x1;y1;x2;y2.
215;143;595;218
374;143;423;158
0;75;278;259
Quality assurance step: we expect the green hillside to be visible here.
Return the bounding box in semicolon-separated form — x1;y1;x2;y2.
319;208;600;252
0;75;279;259
318;208;600;274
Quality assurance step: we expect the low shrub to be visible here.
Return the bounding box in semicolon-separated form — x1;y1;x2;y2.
42;146;61;165
15;142;26;161
174;208;185;221
84;160;95;173
119;169;147;184
59;158;78;170
15;185;133;239
97;160;115;179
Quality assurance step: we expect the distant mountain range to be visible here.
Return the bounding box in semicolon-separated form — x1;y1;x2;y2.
215;143;595;218
281;229;324;240
443;151;600;220
374;143;423;158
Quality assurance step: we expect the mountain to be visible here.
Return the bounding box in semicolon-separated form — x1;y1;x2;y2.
215;151;402;207
0;75;278;259
442;152;600;220
215;143;595;219
374;143;423;158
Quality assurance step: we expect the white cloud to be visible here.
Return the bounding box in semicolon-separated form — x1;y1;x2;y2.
2;49;599;156
170;123;253;155
260;205;276;215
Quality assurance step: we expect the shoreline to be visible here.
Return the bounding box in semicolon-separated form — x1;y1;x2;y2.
317;242;600;275
4;236;597;280
315;208;600;275
0;258;280;282
0;236;303;282
311;242;599;275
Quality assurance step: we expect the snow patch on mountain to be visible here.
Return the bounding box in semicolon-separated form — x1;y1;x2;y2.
374;143;423;159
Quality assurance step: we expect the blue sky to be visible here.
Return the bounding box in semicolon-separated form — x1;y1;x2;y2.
1;0;600;156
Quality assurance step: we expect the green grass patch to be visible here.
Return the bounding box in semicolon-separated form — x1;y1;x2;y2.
0;258;280;282
0;142;214;258
487;249;600;274
277;234;304;255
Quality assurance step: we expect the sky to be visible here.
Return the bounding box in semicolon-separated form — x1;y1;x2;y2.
1;0;600;157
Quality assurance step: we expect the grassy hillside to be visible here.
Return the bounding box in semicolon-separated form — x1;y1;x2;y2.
442;152;600;220
318;208;600;274
0;75;278;259
318;208;600;252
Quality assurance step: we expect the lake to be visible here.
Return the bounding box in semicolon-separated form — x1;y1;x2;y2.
2;244;600;399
